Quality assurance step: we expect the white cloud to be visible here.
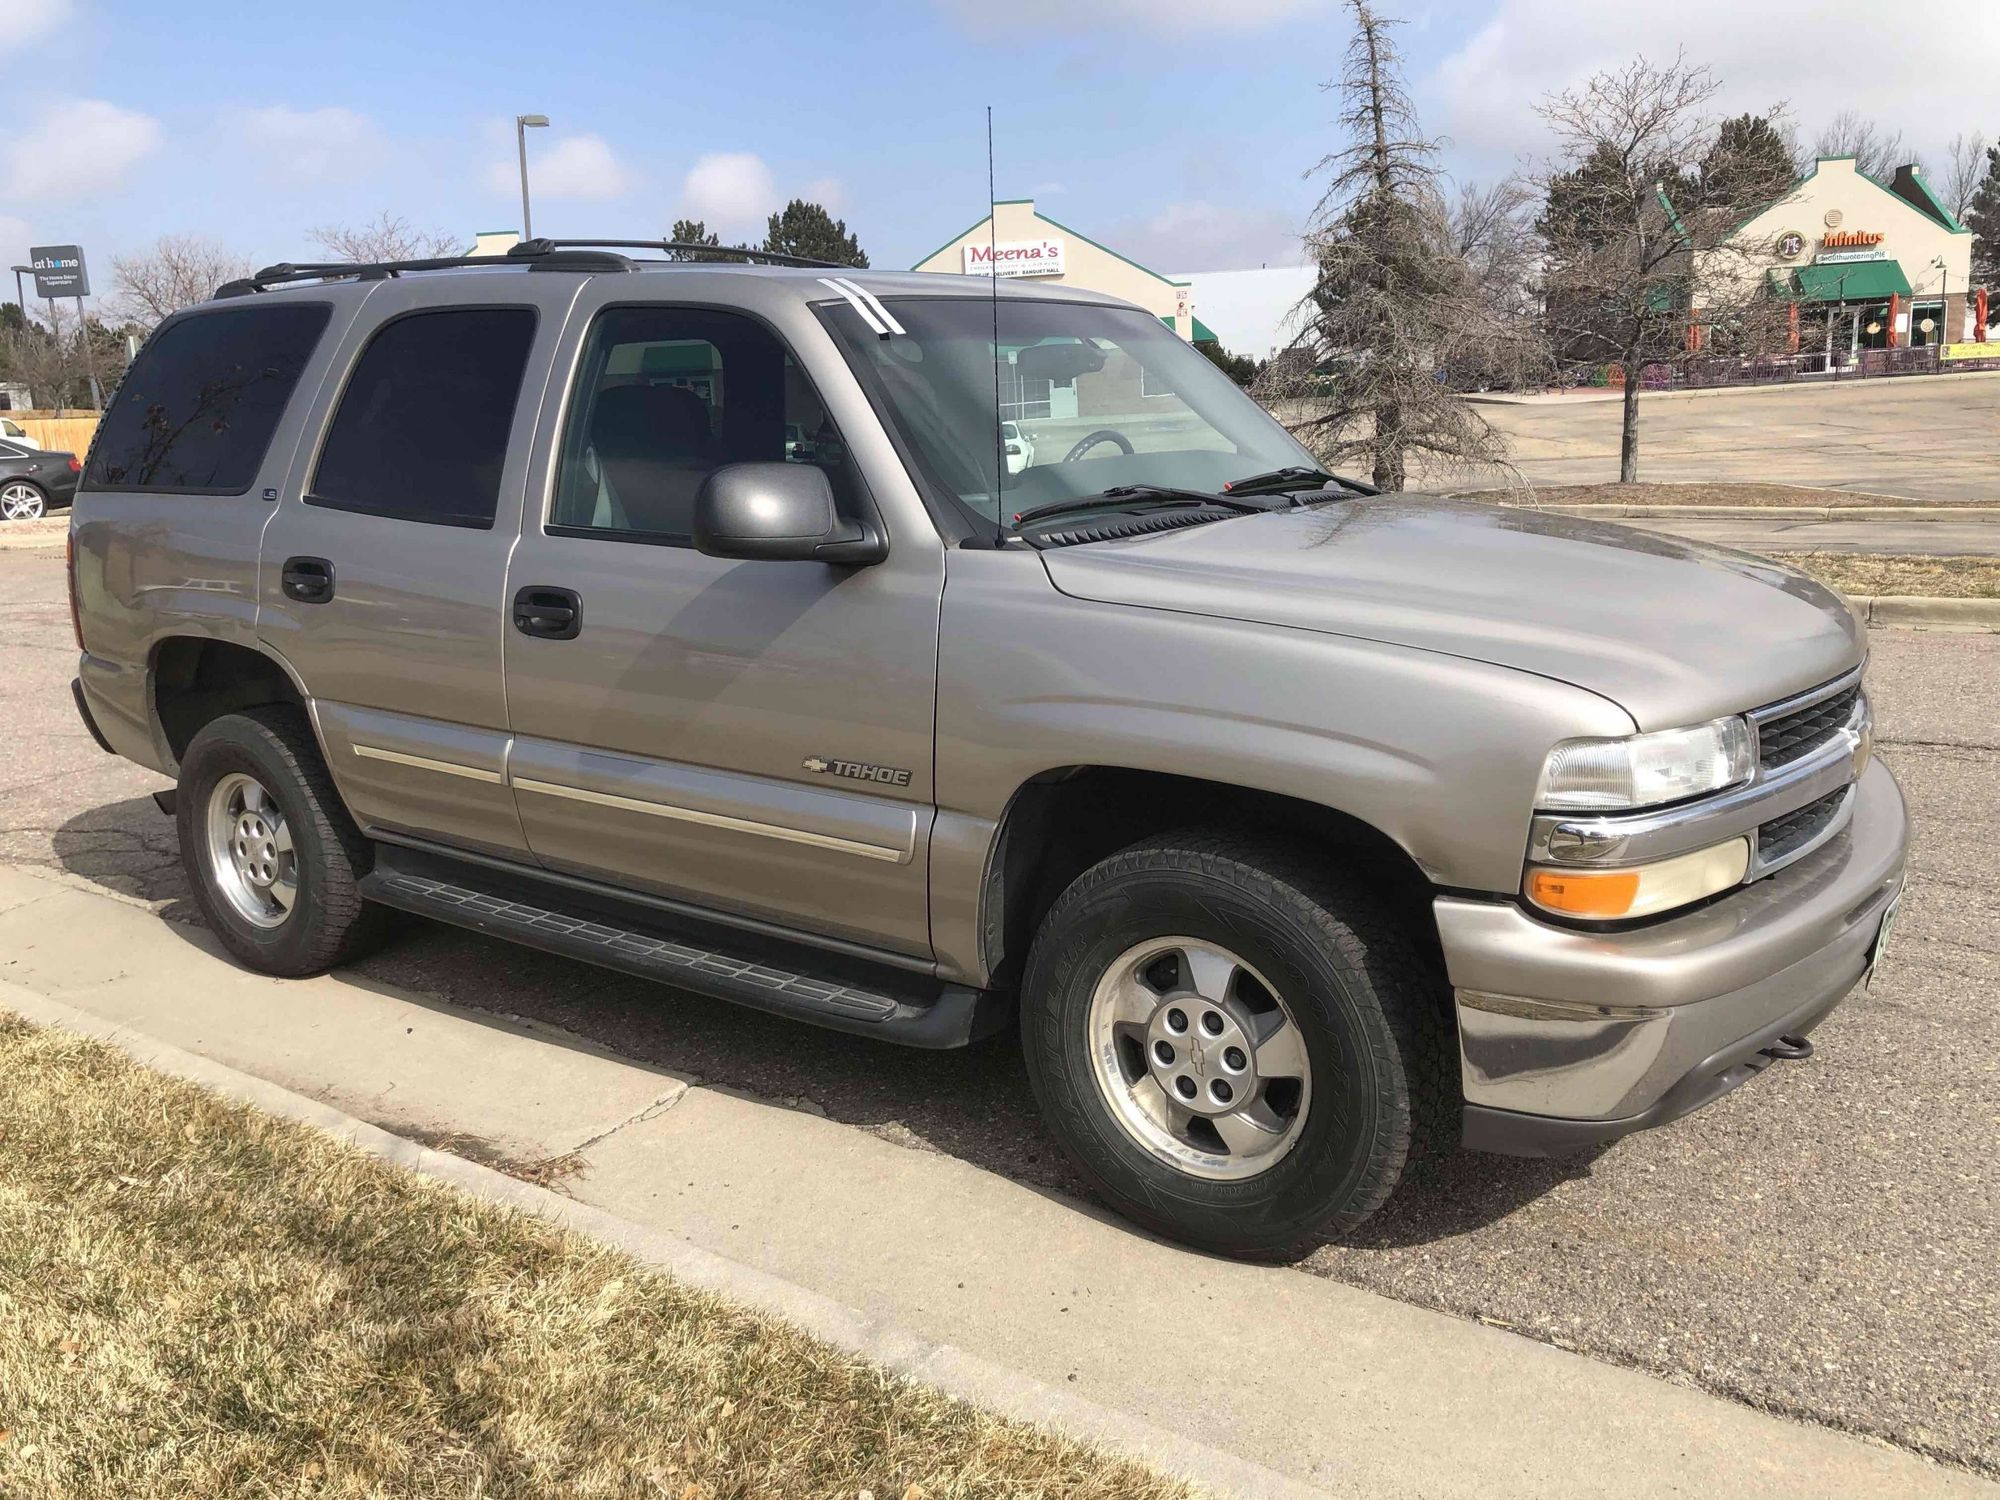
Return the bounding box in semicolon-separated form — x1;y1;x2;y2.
0;0;72;46
1109;200;1305;275
936;0;1323;31
486;132;633;201
802;176;845;212
681;152;776;233
220;105;383;183
5;99;160;199
1427;0;2000;175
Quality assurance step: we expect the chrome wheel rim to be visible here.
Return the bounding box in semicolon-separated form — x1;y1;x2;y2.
204;772;297;929
0;483;44;520
1086;936;1312;1181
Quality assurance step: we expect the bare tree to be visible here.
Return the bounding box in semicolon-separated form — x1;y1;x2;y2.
1536;58;1795;481
1942;132;1991;222
305;211;463;264
1448;178;1547;388
1255;0;1512;490
110;234;252;327
1810;108;1922;179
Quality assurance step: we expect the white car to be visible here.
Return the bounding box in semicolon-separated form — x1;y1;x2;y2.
1002;420;1034;475
0;418;28;441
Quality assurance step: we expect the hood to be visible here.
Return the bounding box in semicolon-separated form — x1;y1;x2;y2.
1038;495;1864;731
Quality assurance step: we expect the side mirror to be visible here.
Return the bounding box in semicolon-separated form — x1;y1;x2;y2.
692;462;886;565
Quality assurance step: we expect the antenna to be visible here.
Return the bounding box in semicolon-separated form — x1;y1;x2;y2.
987;105;1006;546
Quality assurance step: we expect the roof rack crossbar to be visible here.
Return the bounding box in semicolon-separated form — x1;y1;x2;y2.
214;247;635;298
512;237;849;270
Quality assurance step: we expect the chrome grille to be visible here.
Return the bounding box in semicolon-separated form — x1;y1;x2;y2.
1756;788;1849;866
1758;684;1860;771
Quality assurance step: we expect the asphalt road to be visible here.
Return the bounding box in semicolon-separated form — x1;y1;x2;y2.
1460;374;2000;502
5;542;1995;1478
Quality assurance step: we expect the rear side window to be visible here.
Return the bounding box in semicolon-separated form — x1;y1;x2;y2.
84;303;331;493
308;307;537;529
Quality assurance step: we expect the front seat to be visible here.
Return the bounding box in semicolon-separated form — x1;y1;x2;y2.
590;384;715;536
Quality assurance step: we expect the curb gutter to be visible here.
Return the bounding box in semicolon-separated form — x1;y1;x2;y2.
0;981;1328;1500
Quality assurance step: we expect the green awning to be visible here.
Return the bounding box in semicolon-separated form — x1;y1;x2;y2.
1190;317;1218;344
1781;261;1913;303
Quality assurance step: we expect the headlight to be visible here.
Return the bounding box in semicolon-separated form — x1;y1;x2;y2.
1536;717;1755;811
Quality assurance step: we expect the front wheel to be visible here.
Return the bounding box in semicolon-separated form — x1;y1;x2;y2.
1021;831;1452;1259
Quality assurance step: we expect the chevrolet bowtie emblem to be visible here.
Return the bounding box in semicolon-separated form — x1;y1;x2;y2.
802;756;830;773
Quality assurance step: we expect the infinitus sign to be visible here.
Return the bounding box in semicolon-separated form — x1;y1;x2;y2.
963;237;1066;278
1821;230;1885;250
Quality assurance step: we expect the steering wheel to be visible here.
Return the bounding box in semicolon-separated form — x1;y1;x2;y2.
1062;428;1135;463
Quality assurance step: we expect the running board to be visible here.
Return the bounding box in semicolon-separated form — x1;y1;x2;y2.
357;850;1007;1049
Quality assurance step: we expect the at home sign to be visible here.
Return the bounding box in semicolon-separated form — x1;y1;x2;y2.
964;236;1066;278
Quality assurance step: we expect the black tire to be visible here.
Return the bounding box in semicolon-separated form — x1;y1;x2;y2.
1020;829;1453;1260
176;706;386;977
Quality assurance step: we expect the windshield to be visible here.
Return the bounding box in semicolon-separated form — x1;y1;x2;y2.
819;297;1317;536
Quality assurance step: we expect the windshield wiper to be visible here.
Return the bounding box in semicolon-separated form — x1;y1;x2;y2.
1222;465;1379;498
1008;485;1271;530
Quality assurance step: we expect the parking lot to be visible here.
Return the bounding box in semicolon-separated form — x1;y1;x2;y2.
3;541;1995;1478
1466;374;2000;502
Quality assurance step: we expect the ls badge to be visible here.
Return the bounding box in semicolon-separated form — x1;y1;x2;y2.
803;755;912;788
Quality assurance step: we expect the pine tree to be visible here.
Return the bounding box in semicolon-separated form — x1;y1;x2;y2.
1701;114;1796;208
1256;0;1514;491
763;201;868;268
1968;144;2000;286
663;220;733;262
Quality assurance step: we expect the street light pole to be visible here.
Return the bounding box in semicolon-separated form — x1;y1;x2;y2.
1932;255;1949;350
515;114;550;240
9;266;28;328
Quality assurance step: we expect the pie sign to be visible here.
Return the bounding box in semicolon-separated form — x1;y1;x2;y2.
1776;230;1807;261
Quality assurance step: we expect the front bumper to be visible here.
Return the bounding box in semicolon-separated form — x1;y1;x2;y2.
1440;757;1907;1156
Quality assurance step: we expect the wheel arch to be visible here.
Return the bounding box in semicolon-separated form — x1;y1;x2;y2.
975;765;1446;992
149;634;321;770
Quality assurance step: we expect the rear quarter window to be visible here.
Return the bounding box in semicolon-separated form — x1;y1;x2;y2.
83;302;332;494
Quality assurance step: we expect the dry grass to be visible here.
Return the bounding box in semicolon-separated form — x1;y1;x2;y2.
1768;552;2000;600
1464;482;1945;508
0;1014;1186;1500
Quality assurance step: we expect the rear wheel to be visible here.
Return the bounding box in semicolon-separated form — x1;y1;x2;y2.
177;707;385;976
1;481;46;521
1021;830;1451;1259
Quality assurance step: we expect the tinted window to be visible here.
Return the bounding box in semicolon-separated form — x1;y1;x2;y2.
309;307;536;529
550;306;864;543
84;303;331;493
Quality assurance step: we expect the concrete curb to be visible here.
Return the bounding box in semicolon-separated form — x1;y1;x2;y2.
0;980;1327;1500
1855;595;2000;630
1495;502;2000;521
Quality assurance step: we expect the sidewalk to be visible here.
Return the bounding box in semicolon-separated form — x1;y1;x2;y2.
0;861;1988;1498
1465;367;2000;406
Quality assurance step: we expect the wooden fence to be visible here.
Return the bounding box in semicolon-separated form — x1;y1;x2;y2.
6;412;100;455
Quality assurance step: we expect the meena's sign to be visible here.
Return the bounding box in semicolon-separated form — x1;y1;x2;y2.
964;237;1066;278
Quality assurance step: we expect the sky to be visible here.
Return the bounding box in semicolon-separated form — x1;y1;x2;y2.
2;0;1996;309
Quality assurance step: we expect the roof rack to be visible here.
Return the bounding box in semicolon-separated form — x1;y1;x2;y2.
213;244;636;298
515;237;849;269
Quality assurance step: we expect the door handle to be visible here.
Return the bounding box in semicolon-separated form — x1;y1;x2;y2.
513;586;581;640
281;556;334;603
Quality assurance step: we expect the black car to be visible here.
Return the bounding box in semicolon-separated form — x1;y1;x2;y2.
0;439;81;520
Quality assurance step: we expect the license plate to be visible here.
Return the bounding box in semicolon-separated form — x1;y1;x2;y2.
1866;892;1901;987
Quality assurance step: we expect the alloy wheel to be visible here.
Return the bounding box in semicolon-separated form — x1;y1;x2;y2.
0;482;45;521
1085;936;1313;1180
204;771;297;929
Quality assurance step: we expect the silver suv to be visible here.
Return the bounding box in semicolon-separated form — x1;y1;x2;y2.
68;241;1907;1258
